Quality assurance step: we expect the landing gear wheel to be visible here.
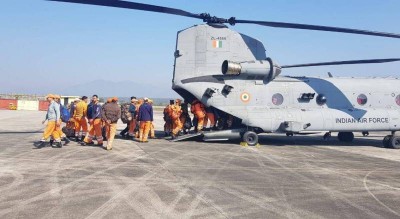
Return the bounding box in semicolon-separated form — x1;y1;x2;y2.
286;132;293;137
243;131;258;146
383;135;391;148
323;132;331;140
337;132;354;142
389;135;400;149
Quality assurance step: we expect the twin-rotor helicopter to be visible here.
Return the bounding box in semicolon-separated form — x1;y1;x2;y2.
47;0;400;148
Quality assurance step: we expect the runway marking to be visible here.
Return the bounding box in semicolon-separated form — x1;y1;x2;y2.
0;143;185;217
0;170;24;194
363;170;400;217
83;143;230;218
247;147;383;218
138;142;230;218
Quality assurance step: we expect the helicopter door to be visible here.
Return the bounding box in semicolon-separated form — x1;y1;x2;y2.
321;109;334;130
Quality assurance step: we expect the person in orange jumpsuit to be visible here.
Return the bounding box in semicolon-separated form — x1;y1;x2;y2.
163;100;174;136
34;94;62;148
73;96;88;142
128;97;138;138
171;99;183;139
191;99;206;133
204;107;216;130
51;95;70;146
148;99;156;139
82;95;103;146
180;101;191;134
135;98;144;138
137;98;153;143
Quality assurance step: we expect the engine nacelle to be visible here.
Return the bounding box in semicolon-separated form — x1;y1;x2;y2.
221;58;282;81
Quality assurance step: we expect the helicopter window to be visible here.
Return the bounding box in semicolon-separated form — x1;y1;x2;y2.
272;93;284;106
357;94;368;105
316;94;327;105
396;95;400;106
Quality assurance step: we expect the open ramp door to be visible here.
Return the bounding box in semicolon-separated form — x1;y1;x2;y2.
169;132;204;142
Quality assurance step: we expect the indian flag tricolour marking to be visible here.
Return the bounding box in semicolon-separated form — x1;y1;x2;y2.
212;40;222;48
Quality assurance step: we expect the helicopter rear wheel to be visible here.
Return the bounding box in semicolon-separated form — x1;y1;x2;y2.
338;132;354;142
388;135;400;149
242;131;258;146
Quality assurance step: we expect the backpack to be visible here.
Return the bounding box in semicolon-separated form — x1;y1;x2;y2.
120;103;132;124
62;121;75;137
60;105;71;123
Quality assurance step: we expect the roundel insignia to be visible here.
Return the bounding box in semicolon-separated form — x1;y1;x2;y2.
240;92;251;103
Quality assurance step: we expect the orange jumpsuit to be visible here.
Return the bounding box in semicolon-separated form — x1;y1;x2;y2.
139;121;152;142
171;104;183;136
84;118;103;144
204;110;216;128
43;121;60;140
191;100;206;131
73;100;88;138
54;119;65;139
163;105;173;134
135;100;143;138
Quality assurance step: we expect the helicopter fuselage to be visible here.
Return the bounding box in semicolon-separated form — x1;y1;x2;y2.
172;24;400;134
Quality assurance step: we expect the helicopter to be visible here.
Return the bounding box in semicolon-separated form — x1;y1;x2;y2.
47;0;400;148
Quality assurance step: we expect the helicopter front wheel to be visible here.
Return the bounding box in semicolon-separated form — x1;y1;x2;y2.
337;132;354;142
242;131;258;146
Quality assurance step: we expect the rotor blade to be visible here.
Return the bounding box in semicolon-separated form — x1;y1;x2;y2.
47;0;202;19
234;20;400;39
281;58;400;68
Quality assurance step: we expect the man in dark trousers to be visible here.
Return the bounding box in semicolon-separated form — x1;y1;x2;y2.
102;97;121;150
138;97;153;143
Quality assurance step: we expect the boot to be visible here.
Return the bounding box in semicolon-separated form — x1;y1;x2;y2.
52;141;62;148
81;141;94;146
63;137;71;145
34;140;47;148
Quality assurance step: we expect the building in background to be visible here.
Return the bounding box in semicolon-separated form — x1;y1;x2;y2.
0;94;80;111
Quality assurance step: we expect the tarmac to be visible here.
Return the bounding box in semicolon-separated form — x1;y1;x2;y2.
0;110;400;219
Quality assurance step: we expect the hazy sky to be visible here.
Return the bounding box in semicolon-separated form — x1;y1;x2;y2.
1;0;400;97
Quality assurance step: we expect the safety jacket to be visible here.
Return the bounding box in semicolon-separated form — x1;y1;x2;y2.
170;105;182;120
138;103;153;121
92;103;102;119
74;101;87;118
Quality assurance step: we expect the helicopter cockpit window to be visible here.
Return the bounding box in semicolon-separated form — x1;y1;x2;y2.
357;94;368;105
316;94;327;105
272;93;284;106
396;95;400;106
